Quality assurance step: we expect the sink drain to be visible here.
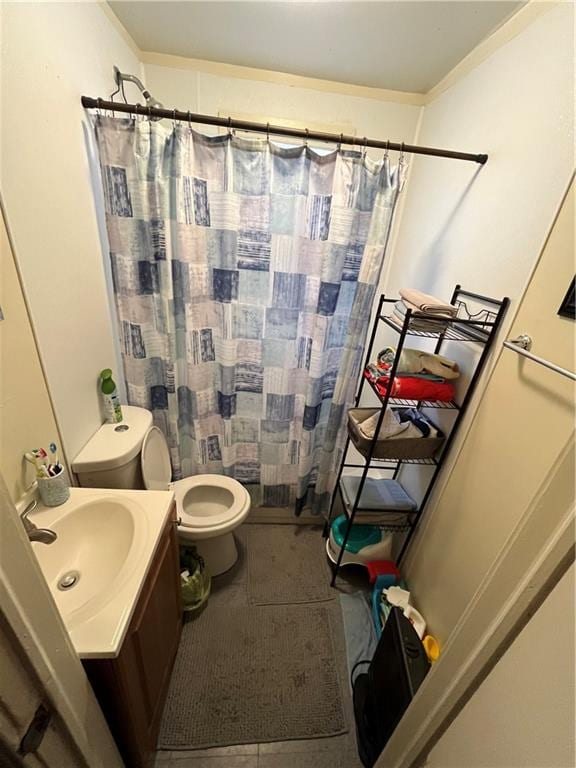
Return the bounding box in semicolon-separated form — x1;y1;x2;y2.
58;571;80;591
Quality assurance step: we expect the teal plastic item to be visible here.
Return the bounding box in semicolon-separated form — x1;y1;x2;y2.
331;514;381;554
371;577;409;638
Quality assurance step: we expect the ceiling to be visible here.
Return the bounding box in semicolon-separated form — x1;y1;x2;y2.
109;1;525;94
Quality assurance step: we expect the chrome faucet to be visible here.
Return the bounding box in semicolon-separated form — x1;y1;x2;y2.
20;500;57;544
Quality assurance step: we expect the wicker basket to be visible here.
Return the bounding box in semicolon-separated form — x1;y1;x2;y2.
347;407;444;460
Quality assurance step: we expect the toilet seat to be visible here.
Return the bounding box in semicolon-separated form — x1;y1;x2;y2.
141;427;172;490
140;426;250;539
172;475;250;535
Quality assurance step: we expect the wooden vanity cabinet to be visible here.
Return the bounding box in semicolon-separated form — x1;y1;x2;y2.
83;504;182;768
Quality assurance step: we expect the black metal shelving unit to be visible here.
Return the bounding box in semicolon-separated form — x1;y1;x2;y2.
326;285;509;586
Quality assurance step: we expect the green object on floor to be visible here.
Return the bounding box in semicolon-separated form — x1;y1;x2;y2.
331;514;381;554
180;546;211;613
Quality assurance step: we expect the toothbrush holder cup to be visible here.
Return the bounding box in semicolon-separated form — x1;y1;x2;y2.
37;468;70;507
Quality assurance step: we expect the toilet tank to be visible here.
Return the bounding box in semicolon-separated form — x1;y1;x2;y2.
72;406;153;489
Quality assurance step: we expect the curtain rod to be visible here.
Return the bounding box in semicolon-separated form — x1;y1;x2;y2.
81;96;488;165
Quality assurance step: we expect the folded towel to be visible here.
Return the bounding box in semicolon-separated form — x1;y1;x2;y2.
375;347;459;380
358;409;423;441
365;369;456;403
400;349;460;380
392;304;450;332
393;301;408;317
340;476;417;511
377;375;455;402
358;409;410;440
396;372;446;381
402;298;455;318
399;288;457;316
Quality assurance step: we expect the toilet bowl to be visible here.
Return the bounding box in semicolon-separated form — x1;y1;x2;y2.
141;426;251;574
72;406;251;575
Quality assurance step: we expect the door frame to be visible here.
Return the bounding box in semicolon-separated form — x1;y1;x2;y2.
0;474;123;767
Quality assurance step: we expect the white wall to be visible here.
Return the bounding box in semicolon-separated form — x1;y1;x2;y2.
143;63;422;152
426;563;575;768
0;2;142;461
382;2;574;624
403;175;574;644
0;209;63;503
383;2;574;307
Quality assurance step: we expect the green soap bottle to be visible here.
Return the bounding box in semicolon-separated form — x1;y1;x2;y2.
100;369;123;424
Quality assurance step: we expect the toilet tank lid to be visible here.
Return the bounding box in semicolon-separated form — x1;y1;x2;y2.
71;406;153;473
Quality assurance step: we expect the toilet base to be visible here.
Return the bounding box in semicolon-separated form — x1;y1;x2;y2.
180;531;238;576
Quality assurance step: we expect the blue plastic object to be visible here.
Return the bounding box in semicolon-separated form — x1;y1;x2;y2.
371;577;409;638
374;574;398;591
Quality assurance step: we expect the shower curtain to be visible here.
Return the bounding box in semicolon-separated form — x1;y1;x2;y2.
93;116;401;515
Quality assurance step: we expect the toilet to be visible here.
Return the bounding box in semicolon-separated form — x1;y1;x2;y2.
72;406;251;575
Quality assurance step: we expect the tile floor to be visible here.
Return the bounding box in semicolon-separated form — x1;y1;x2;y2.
154;525;364;768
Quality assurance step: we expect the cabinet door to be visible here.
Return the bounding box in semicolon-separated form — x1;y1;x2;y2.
128;517;181;735
84;512;182;768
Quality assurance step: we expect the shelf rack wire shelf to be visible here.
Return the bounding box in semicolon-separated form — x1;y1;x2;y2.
334;482;417;528
326;285;509;587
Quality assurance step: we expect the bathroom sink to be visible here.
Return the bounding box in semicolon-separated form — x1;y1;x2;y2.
28;487;174;657
33;498;141;627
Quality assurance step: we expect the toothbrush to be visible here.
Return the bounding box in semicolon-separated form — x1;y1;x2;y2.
49;443;60;470
34;448;50;478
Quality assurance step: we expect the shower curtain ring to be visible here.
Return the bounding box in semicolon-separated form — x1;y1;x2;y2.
400;141;405;164
97;97;103;115
266;122;270;141
187;110;192;131
227;116;232;137
338;133;344;152
305;128;309;148
362;136;368;158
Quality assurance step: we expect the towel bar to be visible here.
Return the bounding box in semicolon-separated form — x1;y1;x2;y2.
503;335;576;382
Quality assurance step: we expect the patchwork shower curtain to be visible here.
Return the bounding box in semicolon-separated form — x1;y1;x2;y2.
93;116;401;514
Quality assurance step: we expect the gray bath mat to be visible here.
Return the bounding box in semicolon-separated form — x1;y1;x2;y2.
247;524;334;605
158;604;347;749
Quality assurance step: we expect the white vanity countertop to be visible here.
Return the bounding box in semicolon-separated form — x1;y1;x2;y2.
30;487;175;659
